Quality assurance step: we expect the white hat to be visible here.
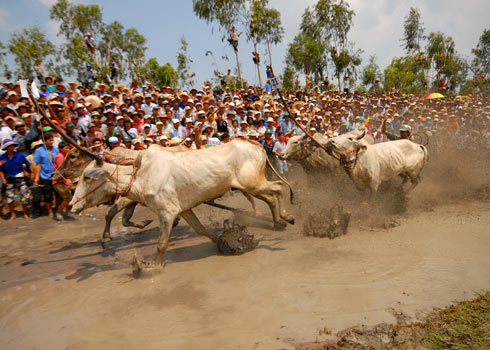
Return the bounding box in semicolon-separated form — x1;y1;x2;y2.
75;103;85;109
267;117;274;122
108;136;119;143
172;118;180;123
159;135;168;141
185;137;192;142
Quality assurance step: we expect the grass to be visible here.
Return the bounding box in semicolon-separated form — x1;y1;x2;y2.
295;292;490;350
422;292;490;350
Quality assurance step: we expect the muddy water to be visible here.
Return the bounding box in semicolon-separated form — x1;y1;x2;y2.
0;196;489;349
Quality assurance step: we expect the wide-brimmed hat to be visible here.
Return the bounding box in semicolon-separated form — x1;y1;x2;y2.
1;139;17;150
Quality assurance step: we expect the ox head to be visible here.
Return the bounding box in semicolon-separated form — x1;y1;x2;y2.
279;134;309;160
52;147;91;182
69;162;115;214
326;129;367;163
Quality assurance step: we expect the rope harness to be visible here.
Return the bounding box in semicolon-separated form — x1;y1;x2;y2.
71;157;138;207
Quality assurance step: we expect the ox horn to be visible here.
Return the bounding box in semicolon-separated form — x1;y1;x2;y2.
26;78;103;166
273;83;328;153
356;129;366;140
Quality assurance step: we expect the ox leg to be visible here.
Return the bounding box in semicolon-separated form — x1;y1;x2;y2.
405;173;421;195
121;202;153;230
253;193;285;230
180;210;215;240
369;181;381;201
270;181;295;225
155;212;176;266
103;202;126;242
241;191;259;216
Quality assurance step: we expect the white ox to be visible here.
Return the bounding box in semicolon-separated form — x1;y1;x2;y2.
70;139;295;265
279;133;337;172
280;129;374;172
56;145;259;242
325;130;428;198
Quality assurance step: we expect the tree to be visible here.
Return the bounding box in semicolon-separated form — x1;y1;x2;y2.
0;42;11;80
287;32;324;88
426;31;466;93
467;29;490;95
401;7;425;56
193;0;246;87
7;26;56;78
281;64;299;91
290;0;361;90
50;0;146;82
138;58;178;88
383;56;426;94
361;55;381;93
176;36;196;89
247;0;284;70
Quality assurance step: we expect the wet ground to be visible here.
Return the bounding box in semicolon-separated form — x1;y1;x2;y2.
0;184;489;349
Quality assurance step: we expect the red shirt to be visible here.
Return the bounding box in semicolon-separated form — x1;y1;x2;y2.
52;152;73;186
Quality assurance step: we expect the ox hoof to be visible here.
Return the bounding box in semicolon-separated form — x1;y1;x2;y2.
172;218;180;228
142;219;153;228
101;235;112;249
131;255;165;278
286;216;295;225
273;222;287;231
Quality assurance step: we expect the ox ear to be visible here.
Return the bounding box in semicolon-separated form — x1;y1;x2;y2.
355;142;367;151
134;152;143;169
83;166;107;183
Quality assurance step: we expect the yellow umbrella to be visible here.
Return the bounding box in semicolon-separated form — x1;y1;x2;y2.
424;92;444;99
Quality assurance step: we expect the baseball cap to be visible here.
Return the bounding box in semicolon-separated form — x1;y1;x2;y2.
108;136;119;144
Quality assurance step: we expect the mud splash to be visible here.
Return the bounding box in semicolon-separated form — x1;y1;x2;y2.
211;219;258;255
303;205;351;239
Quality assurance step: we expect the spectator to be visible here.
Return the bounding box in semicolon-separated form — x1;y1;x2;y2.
0;140;32;220
32;134;58;219
52;142;75;221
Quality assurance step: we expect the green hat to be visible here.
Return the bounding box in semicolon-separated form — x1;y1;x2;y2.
265;128;272;134
42;126;53;132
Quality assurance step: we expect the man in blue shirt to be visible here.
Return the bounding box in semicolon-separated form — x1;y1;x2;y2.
0;139;32;220
279;113;293;134
32;134;59;219
264;79;272;93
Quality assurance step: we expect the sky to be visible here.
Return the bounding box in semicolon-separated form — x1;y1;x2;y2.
0;0;488;87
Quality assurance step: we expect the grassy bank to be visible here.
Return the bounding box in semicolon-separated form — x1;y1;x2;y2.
296;292;490;350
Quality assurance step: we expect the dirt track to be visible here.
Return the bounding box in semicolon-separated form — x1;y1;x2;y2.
1;148;490;349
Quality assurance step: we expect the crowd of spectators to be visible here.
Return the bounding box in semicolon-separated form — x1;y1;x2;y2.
0;73;489;221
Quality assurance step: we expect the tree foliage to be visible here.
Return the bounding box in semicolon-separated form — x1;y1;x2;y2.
402;7;425;55
287;32;325;81
425;31;466;92
383;56;426;94
7;26;56;78
361;55;381;92
193;0;247;86
138;58;178;88
49;0;146;82
176;36;196;89
287;0;361;90
247;0;284;64
471;29;490;77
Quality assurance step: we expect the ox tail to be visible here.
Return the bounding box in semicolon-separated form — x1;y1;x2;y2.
266;157;294;204
421;145;429;165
